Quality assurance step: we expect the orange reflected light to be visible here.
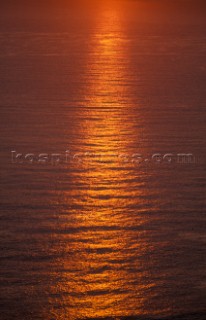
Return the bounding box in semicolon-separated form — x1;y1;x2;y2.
51;5;150;320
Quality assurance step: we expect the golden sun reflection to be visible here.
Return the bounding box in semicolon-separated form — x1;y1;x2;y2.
51;4;150;320
83;6;128;107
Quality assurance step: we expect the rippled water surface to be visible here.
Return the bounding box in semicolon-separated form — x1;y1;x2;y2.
0;1;206;319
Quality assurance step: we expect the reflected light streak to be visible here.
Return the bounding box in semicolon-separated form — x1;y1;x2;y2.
50;4;150;320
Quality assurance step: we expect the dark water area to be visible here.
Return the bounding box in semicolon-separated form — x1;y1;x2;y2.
0;1;205;319
90;315;206;320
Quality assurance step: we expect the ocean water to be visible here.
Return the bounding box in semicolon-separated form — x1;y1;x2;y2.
0;1;205;319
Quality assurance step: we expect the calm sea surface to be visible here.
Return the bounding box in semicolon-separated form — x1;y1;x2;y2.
0;1;206;319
